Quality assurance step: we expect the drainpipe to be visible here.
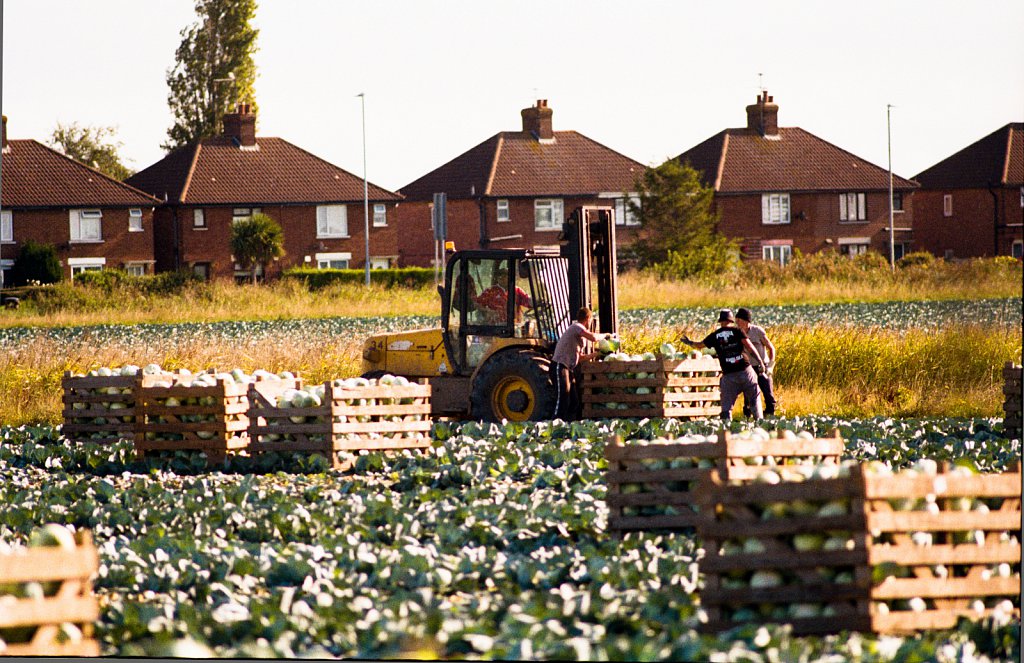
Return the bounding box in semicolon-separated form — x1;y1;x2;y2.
171;202;181;271
475;187;488;248
988;185;999;256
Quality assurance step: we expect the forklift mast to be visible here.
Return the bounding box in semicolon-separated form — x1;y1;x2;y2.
561;206;618;335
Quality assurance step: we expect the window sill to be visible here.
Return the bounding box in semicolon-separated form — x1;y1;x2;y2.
70;240;104;244
372;224;388;228
534;227;562;232
317;235;351;239
838;220;868;224
761;222;791;226
129;229;145;233
193;227;208;231
496;220;511;224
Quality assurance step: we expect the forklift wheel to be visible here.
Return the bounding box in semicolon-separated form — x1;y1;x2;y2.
470;350;556;423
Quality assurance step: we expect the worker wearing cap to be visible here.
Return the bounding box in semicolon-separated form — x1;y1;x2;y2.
736;307;778;417
681;309;764;422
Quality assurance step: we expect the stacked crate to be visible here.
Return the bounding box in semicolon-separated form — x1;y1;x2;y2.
582;355;721;419
134;373;297;464
697;462;1022;635
604;430;844;534
1003;362;1022;440
0;531;100;657
248;380;433;469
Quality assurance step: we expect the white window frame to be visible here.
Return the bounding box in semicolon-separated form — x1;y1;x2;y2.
496;199;510;223
232;207;261;225
534;199;564;231
316;205;348;238
128;208;144;232
68;257;106;279
1;210;12;242
614;196;641;227
372;204;387;227
193;208;206;229
891;191;904;213
315;251;351;269
838;237;871;257
70;209;103;242
1012;240;1023;260
943;194;953;217
761;193;790;225
124;262;147;277
761;243;792;266
839;193;867;222
369;257;391;270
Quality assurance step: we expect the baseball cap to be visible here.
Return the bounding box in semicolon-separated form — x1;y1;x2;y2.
718;309;735;323
736;308;752;322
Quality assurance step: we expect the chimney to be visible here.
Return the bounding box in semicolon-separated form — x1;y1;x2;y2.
2;115;7;150
222;103;256;146
745;91;779;137
521;99;554;141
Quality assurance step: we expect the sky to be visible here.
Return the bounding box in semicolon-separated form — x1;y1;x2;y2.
2;1;1023;193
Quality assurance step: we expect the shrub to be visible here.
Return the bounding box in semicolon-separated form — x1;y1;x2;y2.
9;241;63;286
284;267;436;289
897;251;936;269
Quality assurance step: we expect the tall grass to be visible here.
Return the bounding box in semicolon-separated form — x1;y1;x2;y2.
3;322;1017;427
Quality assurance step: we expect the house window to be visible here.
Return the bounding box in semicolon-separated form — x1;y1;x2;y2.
894;242;909;261
614;196;641;226
232;207;260;224
761;193;790;225
70;209;103;242
762;243;792;266
839;238;871;257
370;257;391;270
534;199;564;231
496;200;510;223
124;262;147;276
1;210;11;242
373;204;387;227
128;208;144;232
193;209;206;229
1012;240;1023;260
839;193;866;222
943;195;953;217
891;192;904;212
192;262;211;280
315;252;351;269
0;259;13;282
316;205;348;238
68;257;106;279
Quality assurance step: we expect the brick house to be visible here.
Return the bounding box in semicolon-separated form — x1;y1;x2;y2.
397;100;646;267
912;123;1023;259
676;92;919;264
0;116;160;284
127;105;402;280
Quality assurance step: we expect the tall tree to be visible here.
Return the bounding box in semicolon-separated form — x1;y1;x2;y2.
230;213;284;284
164;0;259;150
49;123;134;181
628;159;738;278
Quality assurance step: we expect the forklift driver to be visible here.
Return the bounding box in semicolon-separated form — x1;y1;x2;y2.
475;265;532;325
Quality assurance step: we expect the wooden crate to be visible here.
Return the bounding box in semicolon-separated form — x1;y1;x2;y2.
0;530;100;657
582;355;722;419
697;463;1022;635
248;381;433;469
61;372;143;444
1003;362;1022;440
605;430;844;534
134;374;298;464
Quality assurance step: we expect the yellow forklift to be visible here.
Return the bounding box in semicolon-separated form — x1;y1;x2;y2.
361;206;618;422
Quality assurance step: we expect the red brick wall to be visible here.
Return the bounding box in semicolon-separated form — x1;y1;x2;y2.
396;196;641;267
716;190;915;258
155;202;401;279
914;187;1023;258
3;206;156;279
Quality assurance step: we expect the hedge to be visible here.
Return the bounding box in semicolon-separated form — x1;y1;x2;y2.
283;267;437;289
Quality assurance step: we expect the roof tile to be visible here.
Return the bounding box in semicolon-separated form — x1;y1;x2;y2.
913;123;1024;189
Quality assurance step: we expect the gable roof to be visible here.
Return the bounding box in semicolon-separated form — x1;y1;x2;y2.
0;139;160;208
677;127;918;194
399;130;645;200
913;123;1024;189
127;136;400;205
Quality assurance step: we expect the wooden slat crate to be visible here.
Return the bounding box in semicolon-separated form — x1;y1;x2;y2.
697;462;1022;635
582;355;722;419
248;381;433;469
605;430;844;534
1003;362;1022;440
0;530;100;657
134;374;298;464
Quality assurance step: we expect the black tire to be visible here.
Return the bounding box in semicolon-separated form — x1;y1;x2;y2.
470;350;556;423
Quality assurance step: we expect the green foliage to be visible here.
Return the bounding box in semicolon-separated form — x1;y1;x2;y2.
164;0;259;150
896;251;936;269
230;213;284;284
24;271;205;314
629;160;737;277
48;122;134;181
284;267;437;289
9;241;63;286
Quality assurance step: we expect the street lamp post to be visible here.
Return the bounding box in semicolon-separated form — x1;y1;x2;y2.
212;72;236;133
887;104;895;271
358;93;369;286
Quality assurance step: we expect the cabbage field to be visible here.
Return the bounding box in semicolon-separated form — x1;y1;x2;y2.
1;416;1020;660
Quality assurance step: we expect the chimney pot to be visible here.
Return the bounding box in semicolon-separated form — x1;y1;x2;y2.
521;100;554;140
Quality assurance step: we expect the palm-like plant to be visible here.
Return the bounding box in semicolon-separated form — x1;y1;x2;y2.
230;213;285;284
